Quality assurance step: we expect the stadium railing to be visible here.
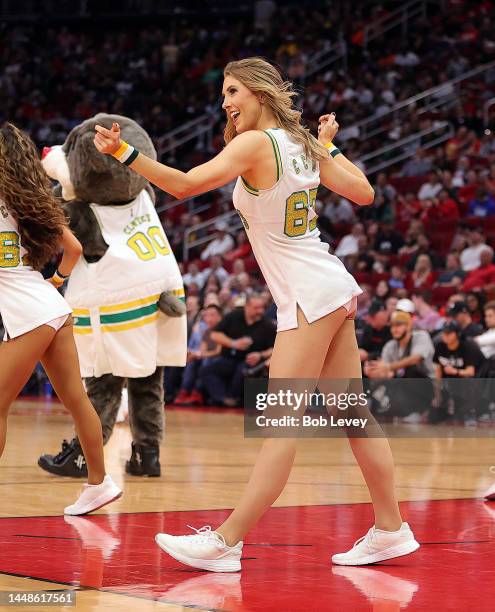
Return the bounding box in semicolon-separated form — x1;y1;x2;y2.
360;121;454;176
155;108;221;159
154;3;439;159
155;197;211;219
305;0;435;79
338;61;495;144
362;0;431;49
183;211;243;261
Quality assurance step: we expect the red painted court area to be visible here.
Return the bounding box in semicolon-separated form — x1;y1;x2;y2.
1;499;494;611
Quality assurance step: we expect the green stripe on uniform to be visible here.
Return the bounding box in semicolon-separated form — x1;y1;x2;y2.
241;176;259;196
74;316;91;327
264;130;283;181
100;302;158;325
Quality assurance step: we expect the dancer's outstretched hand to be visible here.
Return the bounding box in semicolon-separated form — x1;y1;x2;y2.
318;112;339;144
94;122;121;155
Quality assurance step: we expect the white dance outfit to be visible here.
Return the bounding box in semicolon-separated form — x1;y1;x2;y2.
232;128;362;331
0;199;71;340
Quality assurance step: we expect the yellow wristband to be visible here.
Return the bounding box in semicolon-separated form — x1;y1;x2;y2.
113;140;129;159
325;142;341;158
51;272;67;285
112;139;140;166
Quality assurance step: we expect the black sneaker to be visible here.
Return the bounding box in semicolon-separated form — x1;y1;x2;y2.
38;438;88;478
125;443;161;477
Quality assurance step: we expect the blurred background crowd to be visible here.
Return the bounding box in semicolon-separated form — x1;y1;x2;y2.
2;0;495;425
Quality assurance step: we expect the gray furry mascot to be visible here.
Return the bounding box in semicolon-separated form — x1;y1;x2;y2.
38;114;187;477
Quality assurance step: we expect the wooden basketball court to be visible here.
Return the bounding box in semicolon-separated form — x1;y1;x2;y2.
1;399;494;611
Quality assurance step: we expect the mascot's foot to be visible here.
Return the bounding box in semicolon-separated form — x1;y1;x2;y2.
38;438;88;478
125;443;161;477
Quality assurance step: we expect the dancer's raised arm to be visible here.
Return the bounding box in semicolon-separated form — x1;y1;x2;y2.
94;122;267;199
318;113;374;205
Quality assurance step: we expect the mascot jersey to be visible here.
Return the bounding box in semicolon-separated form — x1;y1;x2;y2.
64;190;187;377
0;199;71;339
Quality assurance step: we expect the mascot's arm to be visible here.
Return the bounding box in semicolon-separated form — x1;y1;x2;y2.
94;123;267;199
158;293;186;317
64;201;109;262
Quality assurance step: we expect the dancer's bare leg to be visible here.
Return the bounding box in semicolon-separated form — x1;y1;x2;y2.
217;306;347;546
41;324;105;484
320;319;402;531
0;326;55;457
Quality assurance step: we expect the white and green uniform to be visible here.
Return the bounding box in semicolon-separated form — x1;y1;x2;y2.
64;190;187;377
233;128;362;331
0;199;71;339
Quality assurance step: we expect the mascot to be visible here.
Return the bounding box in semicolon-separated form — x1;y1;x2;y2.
38;114;187;477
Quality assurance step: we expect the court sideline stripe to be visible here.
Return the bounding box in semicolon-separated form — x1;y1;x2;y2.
0;496;489;520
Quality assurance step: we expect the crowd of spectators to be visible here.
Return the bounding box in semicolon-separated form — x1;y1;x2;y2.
1;1;419;160
4;1;495;425
3;1;493;177
167;119;495;423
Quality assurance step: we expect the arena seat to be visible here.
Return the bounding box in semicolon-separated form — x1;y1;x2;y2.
431;285;457;306
389;176;428;195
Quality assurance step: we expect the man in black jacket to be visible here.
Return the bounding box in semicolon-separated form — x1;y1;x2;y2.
432;321;485;423
200;295;276;406
447;301;483;339
359;300;391;363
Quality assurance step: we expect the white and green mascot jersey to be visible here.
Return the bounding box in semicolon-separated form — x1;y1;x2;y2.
41;113;187;473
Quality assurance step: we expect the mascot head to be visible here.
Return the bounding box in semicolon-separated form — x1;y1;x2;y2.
42;113;157;205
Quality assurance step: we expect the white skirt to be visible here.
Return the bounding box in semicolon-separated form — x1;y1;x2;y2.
0;269;72;340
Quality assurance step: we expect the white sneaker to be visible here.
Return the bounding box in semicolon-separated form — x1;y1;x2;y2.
64;516;121;559
155;526;242;572
484;466;495;500
332;522;420;566
332;567;418;606
159;573;242;609
64;475;122;515
401;412;423;424
483;500;495;522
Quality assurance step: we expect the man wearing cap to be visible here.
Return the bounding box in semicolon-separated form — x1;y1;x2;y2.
200;219;235;261
432;321;485;423
366;311;435;421
358;300;391;363
396;298;415;315
447;301;483;338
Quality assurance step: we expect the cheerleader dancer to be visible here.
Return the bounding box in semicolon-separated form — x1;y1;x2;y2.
0;123;121;515
94;57;419;569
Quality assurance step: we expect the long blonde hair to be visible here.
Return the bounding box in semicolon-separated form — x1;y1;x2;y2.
0;123;66;271
223;57;328;162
